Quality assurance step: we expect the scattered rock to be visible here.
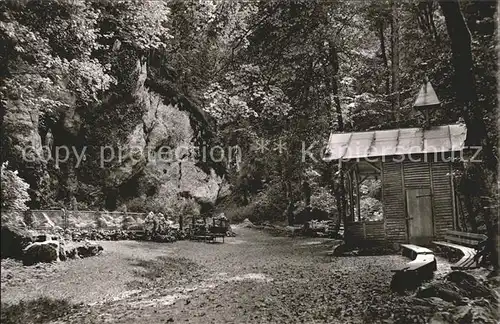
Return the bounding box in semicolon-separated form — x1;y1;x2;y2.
453;301;498;324
445;271;494;299
417;283;467;305
65;246;79;259
429;311;453;324
1;224;34;260
76;242;103;258
413;297;454;310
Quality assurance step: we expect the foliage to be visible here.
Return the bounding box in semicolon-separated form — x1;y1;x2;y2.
359;197;383;222
1;162;30;211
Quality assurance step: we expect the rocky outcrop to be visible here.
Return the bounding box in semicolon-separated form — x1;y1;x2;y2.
2;100;44;163
112;60;222;207
1;225;34;260
77;59;222;211
415;271;499;323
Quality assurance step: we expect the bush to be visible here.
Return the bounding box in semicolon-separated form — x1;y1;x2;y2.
224;203;257;223
1;162;30;211
224;182;288;224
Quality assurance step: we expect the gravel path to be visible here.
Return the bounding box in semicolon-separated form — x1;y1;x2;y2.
2;227;418;323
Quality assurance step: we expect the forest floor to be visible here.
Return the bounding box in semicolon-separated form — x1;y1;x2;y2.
2;226;465;324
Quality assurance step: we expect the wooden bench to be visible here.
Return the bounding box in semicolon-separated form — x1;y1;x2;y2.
192;234;216;242
208;226;226;243
208;218;229;243
390;244;436;292
392;244;437;274
433;230;487;270
190;229;224;243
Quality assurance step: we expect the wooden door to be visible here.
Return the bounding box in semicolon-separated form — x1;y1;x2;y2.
406;188;433;245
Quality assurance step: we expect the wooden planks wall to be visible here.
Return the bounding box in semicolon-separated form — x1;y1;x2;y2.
403;161;431;189
346;221;385;241
382;161;407;242
364;222;385;240
430;161;454;238
346;223;364;241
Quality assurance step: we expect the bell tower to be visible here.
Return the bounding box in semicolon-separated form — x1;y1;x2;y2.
414;65;441;128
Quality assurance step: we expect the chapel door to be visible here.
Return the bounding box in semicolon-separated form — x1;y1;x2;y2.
406;188;433;245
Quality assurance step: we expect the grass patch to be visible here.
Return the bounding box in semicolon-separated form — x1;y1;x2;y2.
128;256;203;289
1;297;79;324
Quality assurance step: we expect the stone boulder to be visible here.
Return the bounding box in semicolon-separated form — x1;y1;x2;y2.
1;225;34;260
22;241;60;266
64;246;79;259
416;282;467;305
76;242;103;258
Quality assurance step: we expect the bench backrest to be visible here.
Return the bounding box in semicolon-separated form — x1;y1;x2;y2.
209;226;227;234
444;230;487;248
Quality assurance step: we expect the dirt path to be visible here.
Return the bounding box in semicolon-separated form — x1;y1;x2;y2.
3;227;414;323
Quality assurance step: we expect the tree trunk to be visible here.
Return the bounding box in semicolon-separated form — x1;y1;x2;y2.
325;41;347;233
378;21;390;96
427;1;440;42
390;0;400;125
438;0;488;148
302;181;311;206
439;0;498;271
325;41;344;132
333;172;346;234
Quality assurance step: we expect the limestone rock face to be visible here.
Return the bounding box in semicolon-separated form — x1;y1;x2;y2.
3;57;222;211
3;100;44;159
107;60;222;207
2;99;50;194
